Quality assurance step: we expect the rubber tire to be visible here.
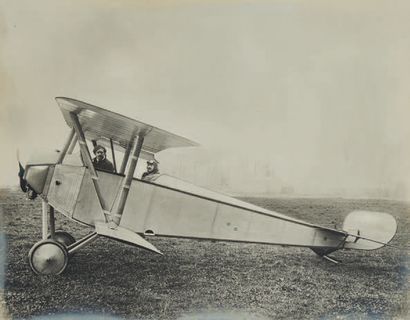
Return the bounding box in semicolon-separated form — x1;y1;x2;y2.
28;239;69;275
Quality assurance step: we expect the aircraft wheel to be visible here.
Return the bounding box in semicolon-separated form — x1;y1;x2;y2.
48;230;76;247
28;240;68;275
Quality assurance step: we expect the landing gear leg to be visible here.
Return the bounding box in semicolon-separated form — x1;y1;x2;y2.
30;201;72;274
45;203;77;247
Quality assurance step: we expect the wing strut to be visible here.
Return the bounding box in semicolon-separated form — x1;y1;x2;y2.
119;141;132;174
111;133;145;226
69;112;111;223
56;128;75;164
67;134;78;155
110;138;117;173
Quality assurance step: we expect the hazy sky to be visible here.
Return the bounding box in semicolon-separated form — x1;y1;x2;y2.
1;0;409;199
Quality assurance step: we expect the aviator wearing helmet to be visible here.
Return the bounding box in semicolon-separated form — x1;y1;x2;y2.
92;145;114;172
142;158;160;181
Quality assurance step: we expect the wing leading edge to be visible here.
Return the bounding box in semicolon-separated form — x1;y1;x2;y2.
55;97;199;155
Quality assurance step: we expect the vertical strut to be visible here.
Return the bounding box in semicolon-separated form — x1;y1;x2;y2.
110;138;117;173
112;134;145;225
49;206;56;239
42;200;48;240
119;142;132;174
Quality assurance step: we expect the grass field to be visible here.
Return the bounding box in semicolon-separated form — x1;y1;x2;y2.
1;188;410;319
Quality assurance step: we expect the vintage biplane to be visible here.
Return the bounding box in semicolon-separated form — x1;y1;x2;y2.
19;97;398;275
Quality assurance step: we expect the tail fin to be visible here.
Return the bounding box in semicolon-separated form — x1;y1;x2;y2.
342;211;397;250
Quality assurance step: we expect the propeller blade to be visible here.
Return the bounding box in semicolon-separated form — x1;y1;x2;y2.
16;148;28;192
17;160;28;192
18;161;25;177
16;150;38;199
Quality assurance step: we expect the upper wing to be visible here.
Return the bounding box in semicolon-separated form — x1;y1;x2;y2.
55;97;199;155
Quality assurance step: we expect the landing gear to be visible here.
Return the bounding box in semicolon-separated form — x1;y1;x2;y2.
28;240;68;275
28;201;72;275
28;230;75;275
28;201;99;275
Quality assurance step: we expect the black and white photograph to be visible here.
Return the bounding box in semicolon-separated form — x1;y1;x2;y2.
1;1;409;319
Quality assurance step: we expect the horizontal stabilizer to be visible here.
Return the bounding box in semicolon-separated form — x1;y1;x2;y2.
342;211;397;250
95;221;162;255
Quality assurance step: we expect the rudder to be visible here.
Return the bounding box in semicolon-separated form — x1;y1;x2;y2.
342;210;397;250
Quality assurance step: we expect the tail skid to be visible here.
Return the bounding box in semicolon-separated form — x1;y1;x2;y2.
322;255;341;264
311;247;342;264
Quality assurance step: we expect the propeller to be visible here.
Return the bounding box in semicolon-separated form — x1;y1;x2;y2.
18;161;28;192
16;149;37;200
17;149;28;192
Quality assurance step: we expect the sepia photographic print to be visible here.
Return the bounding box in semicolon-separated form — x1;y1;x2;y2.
1;1;409;319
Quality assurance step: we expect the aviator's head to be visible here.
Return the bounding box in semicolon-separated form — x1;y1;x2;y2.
93;145;107;161
146;159;159;174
